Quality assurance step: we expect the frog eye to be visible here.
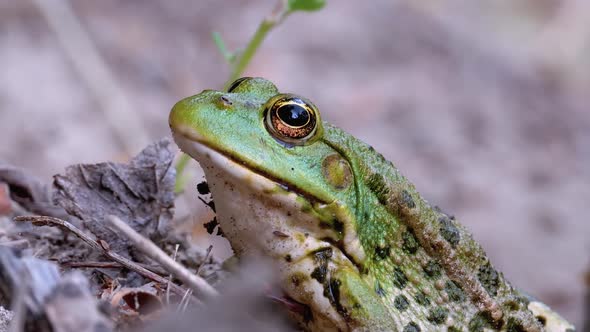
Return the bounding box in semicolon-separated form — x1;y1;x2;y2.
227;77;251;92
264;94;320;145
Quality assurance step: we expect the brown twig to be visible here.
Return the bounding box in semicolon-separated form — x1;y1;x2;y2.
13;215;187;296
105;215;218;299
166;244;180;306
58;260;168;275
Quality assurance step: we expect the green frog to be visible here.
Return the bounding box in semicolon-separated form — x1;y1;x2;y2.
169;77;575;331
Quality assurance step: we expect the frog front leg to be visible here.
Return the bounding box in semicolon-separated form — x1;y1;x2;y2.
281;251;396;332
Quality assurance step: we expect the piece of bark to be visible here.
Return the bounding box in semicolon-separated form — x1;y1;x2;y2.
52;139;175;256
0;165;68;219
0;247;112;332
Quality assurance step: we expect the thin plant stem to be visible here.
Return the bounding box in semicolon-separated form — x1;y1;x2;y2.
223;18;276;90
174;152;191;194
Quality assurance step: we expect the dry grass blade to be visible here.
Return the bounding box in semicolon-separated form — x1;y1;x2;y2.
59;260;168;275
106;215;218;299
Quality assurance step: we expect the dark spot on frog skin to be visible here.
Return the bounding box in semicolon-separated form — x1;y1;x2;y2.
285;254;292;262
403;322;421;332
444;280;466;302
423;260;442;279
366;173;390;205
427;307;448;325
394;294;410;311
478;263;500;296
401;190;415;208
302;304;314;324
402;228;420;254
203;217;218;235
535;315;546;326
324;278;347;317
506;317;526;332
311;247;332;284
311;266;327;283
312;247;333;261
196;181;210;195
352;302;362;311
318;219;344;233
392;267;408;289
333;219;344;233
290;272;311;288
468;311;502;332
374;245;390;260
414;291;431;306
439;215;460;247
503;300;520;311
375;281;385;296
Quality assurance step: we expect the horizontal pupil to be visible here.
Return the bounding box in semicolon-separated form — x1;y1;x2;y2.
277;104;309;127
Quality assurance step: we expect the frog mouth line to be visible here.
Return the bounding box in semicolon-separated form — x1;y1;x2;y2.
172;131;332;205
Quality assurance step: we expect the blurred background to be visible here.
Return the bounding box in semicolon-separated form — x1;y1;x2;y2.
0;0;588;327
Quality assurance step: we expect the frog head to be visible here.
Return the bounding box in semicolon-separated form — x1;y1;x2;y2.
170;78;370;330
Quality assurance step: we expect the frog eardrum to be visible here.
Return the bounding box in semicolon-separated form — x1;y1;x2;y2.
264;94;320;145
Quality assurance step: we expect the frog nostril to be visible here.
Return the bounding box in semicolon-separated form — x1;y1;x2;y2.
218;95;233;108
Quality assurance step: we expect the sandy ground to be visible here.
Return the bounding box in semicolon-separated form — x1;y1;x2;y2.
1;0;589;327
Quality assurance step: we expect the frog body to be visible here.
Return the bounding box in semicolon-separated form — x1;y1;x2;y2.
169;77;575;331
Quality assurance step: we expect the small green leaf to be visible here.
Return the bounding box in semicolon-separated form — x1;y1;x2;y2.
211;31;234;63
287;0;326;12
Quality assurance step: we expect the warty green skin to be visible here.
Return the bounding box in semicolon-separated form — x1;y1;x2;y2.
169;78;574;332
